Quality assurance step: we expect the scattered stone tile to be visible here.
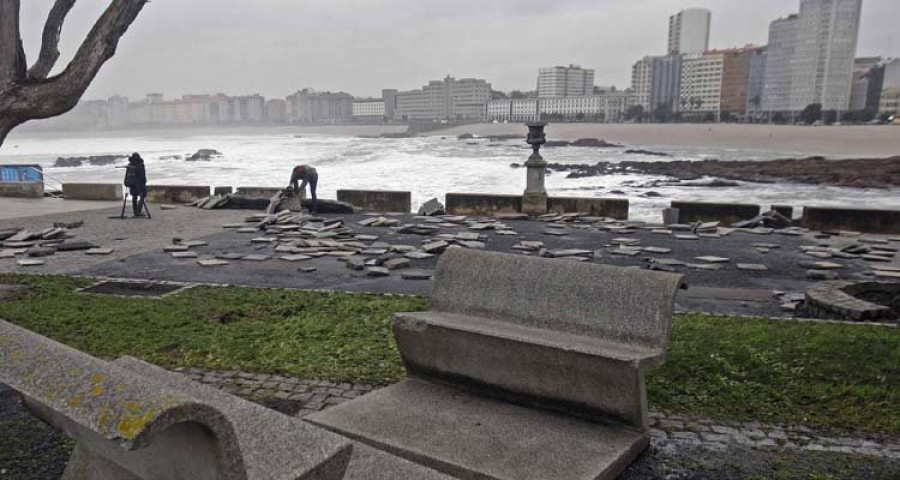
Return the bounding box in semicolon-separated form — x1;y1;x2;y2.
696;256;731;264
456;232;481;241
384;258;411;270
17;259;45;267
859;237;888;245
611;238;641;246
422;241;449;253
611;247;642;257
164;245;190;253
2;241;36;249
542;229;569;237
182;240;209;248
752;243;781;249
800;261;844;270
299;267;318;273
737;264;769;271
545;249;593;258
325;251;356;257
361;249;388;255
55;240;95;251
495;230;518;236
458;241;486;249
872;264;900;272
697;233;721;239
653;259;687;266
686;263;724;271
86;248;114;256
642;247;672;254
0;250;17;259
874;270;900;279
215;253;245;260
280;254;311;262
241;254;271;262
404;251;434;260
172;251;199;259
511;241;543;252
805;251;834;259
365;267;390;277
251;237;277;244
401;269;434;280
652;229;674;235
198;259;230;267
674;234;700;241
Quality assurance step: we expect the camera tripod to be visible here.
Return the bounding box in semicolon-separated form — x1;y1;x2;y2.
119;189;152;219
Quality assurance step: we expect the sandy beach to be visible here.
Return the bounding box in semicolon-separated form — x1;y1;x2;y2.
428;123;900;158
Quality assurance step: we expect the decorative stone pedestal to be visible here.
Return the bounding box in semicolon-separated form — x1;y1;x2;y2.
522;122;548;216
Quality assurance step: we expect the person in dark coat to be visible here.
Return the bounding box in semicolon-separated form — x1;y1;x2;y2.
124;153;147;217
288;164;318;213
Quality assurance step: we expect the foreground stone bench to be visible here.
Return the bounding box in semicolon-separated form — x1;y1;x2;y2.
0;319;352;479
309;249;684;480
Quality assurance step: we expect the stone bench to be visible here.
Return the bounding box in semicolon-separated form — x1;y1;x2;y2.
309;249;683;480
0;319;352;479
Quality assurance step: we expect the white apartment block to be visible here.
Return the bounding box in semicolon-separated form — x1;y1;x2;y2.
762;15;800;112
396;76;491;121
537;65;595;97
352;100;386;118
789;0;862;111
680;53;724;113
668;8;711;55
486;94;634;123
631;57;654;109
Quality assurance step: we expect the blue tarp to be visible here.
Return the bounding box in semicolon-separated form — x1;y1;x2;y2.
0;165;43;183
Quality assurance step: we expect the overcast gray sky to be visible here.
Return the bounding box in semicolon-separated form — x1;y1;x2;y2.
19;0;900;100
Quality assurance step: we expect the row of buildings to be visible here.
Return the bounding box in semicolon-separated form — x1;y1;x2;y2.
630;1;899;121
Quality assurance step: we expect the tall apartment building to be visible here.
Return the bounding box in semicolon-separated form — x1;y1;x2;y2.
668;8;711;55
486;92;635;123
789;0;863;111
680;53;725;114
266;99;287;123
537;65;595;97
352;98;387;121
716;46;766;116
395;76;491;121
850;57;882;111
762;15;800;113
746;49;769;115
286;90;354;124
650;56;683;114
864;59;900;115
107;95;130;128
631;57;655;109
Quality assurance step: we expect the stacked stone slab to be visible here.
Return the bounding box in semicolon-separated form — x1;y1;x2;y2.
0;320;452;479
308;249;684;480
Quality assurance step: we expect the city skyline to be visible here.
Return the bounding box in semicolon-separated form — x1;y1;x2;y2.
17;0;900;100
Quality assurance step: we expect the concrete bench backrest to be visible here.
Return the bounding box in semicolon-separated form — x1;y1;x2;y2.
431;249;683;353
0;320;350;480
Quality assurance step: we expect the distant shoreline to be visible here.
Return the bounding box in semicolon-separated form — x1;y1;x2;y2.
427;123;900;158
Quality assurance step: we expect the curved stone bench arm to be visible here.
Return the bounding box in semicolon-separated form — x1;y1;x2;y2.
0;319;352;480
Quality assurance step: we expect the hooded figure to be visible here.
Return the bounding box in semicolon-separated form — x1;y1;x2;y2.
124;153;148;216
288;164;318;213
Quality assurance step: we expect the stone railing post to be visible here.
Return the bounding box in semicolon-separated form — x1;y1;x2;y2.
522;122;548;216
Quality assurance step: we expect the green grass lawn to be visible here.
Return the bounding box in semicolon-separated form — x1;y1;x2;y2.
1;274;897;437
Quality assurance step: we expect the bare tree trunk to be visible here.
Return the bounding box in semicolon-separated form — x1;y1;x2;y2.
0;0;148;151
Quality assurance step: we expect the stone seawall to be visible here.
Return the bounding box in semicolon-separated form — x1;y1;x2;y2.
672;201;761;225
146;185;210;204
62;183;122;201
337;190;411;213
802;206;900;235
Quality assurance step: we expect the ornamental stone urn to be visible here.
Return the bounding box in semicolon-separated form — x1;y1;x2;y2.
522;122;548;215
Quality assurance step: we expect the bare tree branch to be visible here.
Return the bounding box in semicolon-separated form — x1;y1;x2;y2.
0;0;22;84
28;0;77;79
0;0;148;148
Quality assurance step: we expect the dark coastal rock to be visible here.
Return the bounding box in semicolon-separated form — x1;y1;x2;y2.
186;149;222;161
624;149;671;157
570;138;622;148
53;155;125;168
457;133;474;140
